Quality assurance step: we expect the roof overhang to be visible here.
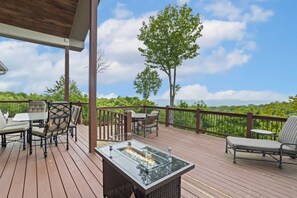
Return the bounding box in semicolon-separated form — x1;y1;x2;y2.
0;0;94;52
0;61;8;75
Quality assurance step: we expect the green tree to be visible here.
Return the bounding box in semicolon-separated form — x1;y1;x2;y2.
45;76;83;102
138;4;203;107
133;66;162;102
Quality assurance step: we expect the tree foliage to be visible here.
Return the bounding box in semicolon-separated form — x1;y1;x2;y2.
133;66;162;102
45;76;83;101
138;4;203;106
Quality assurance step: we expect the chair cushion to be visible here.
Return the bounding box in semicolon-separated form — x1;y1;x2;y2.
31;127;57;137
0;110;7;129
71;106;78;123
227;136;295;153
0;123;29;134
278;116;297;150
69;121;76;128
28;101;47;112
7;121;30;126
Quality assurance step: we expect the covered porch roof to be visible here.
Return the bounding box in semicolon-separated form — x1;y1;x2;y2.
0;0;99;151
0;0;92;51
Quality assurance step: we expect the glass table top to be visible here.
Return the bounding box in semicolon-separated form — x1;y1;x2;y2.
95;140;194;188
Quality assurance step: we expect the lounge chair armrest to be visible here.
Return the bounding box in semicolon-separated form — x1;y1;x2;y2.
280;142;297;152
280;142;297;147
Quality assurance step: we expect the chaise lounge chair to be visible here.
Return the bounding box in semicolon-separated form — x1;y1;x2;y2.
225;116;297;168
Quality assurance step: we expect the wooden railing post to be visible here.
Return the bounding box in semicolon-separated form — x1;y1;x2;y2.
124;112;132;140
165;105;170;127
143;105;147;114
196;109;201;133
246;112;253;138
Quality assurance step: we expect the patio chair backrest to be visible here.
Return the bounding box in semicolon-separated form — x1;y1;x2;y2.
150;110;159;116
28;100;47;112
71;105;82;125
44;102;71;136
0;110;7;129
146;114;158;125
278;116;297;150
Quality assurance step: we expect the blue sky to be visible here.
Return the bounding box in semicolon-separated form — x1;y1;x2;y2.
1;0;297;105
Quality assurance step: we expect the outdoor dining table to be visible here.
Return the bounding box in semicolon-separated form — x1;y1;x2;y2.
13;112;47;153
96;140;194;198
13;112;48;124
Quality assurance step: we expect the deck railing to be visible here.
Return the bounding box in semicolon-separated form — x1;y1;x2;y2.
95;105;288;138
0;100;288;138
96;108;132;141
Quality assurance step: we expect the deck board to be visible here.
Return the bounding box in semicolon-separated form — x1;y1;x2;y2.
23;143;37;198
1;124;297;197
133;126;297;198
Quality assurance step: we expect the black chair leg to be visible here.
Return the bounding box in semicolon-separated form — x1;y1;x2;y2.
44;138;47;158
40;137;43;147
75;127;77;142
23;131;26;150
70;128;74;138
66;132;69;150
233;148;237;164
3;135;6;147
55;136;58;146
29;133;32;155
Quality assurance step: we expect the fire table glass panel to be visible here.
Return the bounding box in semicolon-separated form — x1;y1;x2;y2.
96;140;194;187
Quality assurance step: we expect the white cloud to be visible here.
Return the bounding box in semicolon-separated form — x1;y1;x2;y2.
204;1;273;23
178;47;250;76
0;41;65;93
161;84;286;101
204;0;241;21
98;93;118;99
176;0;190;5
0;81;19;90
243;5;274;22
113;3;133;19
0;40;91;94
199;20;246;49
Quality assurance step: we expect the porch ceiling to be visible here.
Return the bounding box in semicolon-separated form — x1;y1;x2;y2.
0;0;92;51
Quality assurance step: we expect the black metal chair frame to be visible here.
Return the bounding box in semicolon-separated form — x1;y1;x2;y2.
225;139;297;168
29;102;72;158
69;105;82;142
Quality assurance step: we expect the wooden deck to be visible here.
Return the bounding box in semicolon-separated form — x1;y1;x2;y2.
1;125;297;198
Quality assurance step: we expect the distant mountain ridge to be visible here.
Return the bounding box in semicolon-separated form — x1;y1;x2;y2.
152;99;277;107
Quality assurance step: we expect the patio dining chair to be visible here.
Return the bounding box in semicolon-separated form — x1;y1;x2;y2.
29;102;72;158
28;100;47;127
0;110;29;150
69;105;82;141
139;111;159;137
226;116;297;168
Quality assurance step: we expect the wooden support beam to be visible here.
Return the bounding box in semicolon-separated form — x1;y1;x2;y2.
89;0;99;152
64;46;69;102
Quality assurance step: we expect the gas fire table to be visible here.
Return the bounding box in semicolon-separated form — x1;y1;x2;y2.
95;140;194;198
